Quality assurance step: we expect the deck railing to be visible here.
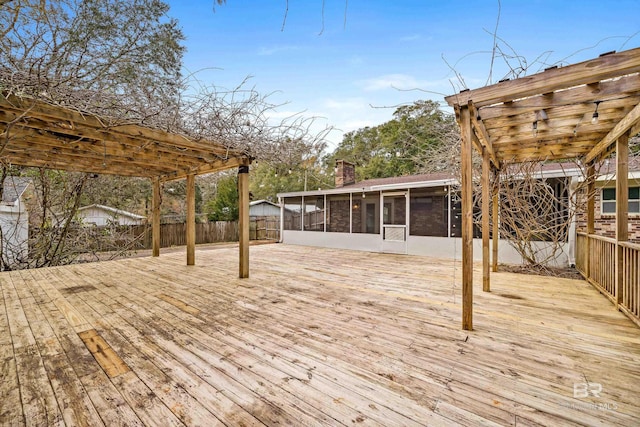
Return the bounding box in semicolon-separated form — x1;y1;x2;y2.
576;232;640;327
620;241;640;323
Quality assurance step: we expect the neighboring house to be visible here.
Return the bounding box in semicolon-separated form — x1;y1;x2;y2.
0;177;31;268
278;160;640;267
249;200;282;217
76;204;146;227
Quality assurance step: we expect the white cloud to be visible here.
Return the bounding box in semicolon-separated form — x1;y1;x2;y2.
323;98;368;111
258;45;300;56
359;73;453;94
348;55;364;66
400;34;421;42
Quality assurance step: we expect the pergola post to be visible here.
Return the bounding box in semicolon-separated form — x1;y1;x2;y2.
152;177;161;257
238;164;250;278
586;163;596;279
186;174;196;266
482;147;491;292
460;104;474;330
616;133;629;304
492;169;500;272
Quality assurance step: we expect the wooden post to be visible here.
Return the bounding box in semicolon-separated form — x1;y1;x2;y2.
492;169;500;272
461;104;474;330
586;163;595;279
152;177;161;257
616;133;629;304
238;164;250;278
186;174;196;266
481;146;491;292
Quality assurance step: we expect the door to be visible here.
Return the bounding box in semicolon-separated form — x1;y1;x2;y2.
381;192;408;254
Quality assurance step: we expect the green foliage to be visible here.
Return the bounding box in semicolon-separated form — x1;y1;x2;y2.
324;100;457;180
249;160;332;202
205;175;239;221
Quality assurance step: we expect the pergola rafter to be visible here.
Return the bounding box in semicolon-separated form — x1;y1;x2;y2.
0;92;252;276
445;47;640;330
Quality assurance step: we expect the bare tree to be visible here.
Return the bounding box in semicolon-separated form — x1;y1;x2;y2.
0;0;332;269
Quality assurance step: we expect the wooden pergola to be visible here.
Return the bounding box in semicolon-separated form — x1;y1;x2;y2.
445;47;640;330
0;93;252;277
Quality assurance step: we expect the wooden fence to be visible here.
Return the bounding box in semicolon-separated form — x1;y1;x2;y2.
128;216;279;249
576;232;640;327
250;216;280;241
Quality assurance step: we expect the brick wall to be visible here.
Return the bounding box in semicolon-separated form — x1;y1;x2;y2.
575;187;640;242
327;198;350;232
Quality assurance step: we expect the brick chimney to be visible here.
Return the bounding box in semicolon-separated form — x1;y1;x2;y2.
335;160;356;188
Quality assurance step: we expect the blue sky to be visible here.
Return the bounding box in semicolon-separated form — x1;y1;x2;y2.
167;1;640;149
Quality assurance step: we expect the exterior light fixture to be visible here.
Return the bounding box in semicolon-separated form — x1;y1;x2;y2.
592;101;601;125
532;109;547;137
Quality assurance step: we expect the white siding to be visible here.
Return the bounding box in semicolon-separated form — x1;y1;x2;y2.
0;204;28;267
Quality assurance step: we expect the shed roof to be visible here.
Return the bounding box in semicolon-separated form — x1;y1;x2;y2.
1;176;31;204
77;204;146;220
249;200;281;208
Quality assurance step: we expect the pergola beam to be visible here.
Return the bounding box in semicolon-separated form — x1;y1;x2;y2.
616;133;629;304
1;94;244;158
445;47;640;108
238;164;250;279
469;101;500;168
460;106;474;331
152;178;161;257
481;146;491;292
186;174;196;266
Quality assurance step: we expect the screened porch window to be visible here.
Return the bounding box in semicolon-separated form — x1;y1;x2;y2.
283;197;302;230
601;187;640;214
303;196;325;231
409;188;448;237
352;192;380;234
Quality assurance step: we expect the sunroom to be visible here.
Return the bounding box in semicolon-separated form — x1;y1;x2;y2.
278;160;580;265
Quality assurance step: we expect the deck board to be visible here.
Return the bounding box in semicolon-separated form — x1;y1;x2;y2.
1;243;639;426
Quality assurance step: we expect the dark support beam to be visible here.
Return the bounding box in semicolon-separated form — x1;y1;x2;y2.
461;105;474;330
616;133;629;304
152;177;161;257
186;174;196;266
482;146;491;292
492;169;500;272
238;165;250;278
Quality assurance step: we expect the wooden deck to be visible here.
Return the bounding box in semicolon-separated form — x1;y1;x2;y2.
1;244;639;426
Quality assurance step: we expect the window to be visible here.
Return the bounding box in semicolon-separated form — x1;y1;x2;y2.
352;192;380;234
303;196;325;231
601;187;640;214
283;197;302;230
409;188;448;237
